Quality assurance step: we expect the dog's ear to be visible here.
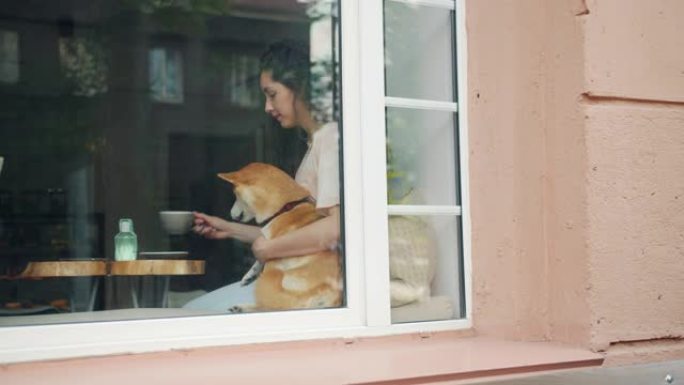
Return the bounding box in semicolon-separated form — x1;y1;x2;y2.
217;172;238;184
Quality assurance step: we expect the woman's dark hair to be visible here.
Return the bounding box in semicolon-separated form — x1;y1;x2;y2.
259;40;310;105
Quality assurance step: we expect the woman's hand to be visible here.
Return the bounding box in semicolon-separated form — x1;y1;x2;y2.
192;212;233;240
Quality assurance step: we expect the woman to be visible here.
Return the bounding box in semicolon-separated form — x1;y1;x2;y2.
184;40;340;311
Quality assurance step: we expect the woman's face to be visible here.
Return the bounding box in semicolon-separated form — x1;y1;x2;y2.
260;71;302;129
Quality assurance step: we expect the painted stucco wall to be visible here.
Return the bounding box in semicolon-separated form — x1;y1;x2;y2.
583;0;684;353
468;0;551;342
469;0;684;360
468;0;591;343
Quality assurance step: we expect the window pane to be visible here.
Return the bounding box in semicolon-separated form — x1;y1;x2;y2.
386;107;460;206
389;214;464;323
0;0;344;326
149;48;184;103
0;30;19;84
384;2;455;101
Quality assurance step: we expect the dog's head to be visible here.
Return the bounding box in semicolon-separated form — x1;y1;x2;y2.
218;163;310;224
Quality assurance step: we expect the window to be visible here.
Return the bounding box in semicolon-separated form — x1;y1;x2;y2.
383;0;467;323
0;30;19;84
0;0;469;363
149;48;184;103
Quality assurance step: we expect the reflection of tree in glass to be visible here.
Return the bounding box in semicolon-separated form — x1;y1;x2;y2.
306;0;339;123
59;36;109;97
206;49;261;108
124;0;231;15
383;2;424;96
310;59;334;123
386;111;420;205
121;0;232;35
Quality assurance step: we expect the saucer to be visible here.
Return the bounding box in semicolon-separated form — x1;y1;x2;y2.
138;251;189;260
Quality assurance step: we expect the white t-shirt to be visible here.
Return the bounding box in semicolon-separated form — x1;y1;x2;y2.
295;122;340;210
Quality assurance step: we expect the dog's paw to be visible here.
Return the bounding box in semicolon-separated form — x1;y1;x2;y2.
228;305;244;313
229;304;257;313
228;304;257;313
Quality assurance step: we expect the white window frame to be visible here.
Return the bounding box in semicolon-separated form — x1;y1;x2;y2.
383;0;470;325
0;0;470;364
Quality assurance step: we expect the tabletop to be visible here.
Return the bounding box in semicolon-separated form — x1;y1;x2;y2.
2;259;205;279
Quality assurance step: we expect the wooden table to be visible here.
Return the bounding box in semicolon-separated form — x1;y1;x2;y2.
2;259;205;310
5;259;204;279
109;260;205;308
109;260;204;276
8;260;108;279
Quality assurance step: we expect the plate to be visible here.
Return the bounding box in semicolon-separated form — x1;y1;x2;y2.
138;251;189;260
0;305;57;316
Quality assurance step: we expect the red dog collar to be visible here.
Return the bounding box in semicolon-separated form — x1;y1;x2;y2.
261;196;315;226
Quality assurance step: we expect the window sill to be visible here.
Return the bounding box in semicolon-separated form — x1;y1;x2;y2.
2;332;603;384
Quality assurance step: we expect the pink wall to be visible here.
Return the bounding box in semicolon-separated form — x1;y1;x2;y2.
468;0;593;344
468;0;550;342
469;0;684;361
542;0;594;348
583;0;684;353
584;0;684;102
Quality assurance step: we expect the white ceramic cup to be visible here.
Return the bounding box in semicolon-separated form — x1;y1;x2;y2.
159;211;194;235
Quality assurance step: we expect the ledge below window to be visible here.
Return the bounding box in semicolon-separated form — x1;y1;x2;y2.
1;332;603;384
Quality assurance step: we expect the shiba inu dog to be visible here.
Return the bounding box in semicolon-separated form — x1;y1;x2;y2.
218;162;342;312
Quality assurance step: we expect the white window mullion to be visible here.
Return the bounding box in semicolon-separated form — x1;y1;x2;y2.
388;205;461;216
386;0;455;10
385;96;457;112
339;0;365;325
456;0;472;322
359;0;392;326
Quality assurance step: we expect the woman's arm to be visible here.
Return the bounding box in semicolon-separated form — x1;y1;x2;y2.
192;212;262;243
251;206;340;261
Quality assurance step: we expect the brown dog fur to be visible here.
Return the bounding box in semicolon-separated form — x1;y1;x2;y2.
218;163;342;311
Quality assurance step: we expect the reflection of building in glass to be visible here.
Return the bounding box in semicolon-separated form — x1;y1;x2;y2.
307;0;339;123
226;52;260;108
0;0;325;313
0;30;19;84
149;48;184;103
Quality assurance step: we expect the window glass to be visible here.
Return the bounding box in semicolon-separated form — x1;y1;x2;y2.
386;107;459;206
388;214;463;323
0;0;343;326
384;1;454;101
383;0;464;323
149;48;183;103
0;30;19;84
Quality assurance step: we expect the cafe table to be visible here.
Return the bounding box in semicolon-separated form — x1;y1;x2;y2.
2;259;205;311
109;260;204;308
